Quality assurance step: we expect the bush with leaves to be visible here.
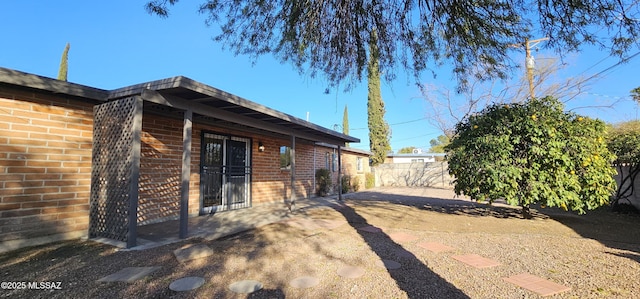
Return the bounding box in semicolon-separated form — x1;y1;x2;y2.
341;175;352;194
365;173;376;189
315;168;332;197
446;97;616;217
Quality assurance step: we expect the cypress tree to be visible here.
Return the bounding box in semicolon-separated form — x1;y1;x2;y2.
367;30;391;166
343;105;350;147
57;43;70;81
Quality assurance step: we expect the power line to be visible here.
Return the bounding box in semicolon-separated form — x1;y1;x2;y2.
350;117;428;130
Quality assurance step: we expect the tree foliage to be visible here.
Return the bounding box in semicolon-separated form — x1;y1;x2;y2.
398;146;417;154
631;87;640;104
146;0;640;89
428;135;450;153
446;97;616;217
606;121;640;206
367;31;391;166
57;43;70;81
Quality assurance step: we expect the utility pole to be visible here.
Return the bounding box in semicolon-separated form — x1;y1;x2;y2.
513;37;549;98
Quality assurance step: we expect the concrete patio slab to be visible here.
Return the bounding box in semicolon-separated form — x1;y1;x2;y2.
169;276;205;292
417;242;455;253
228;280;263;294
451;254;501;268
97;266;161;282
503;273;571;297
173;244;213;263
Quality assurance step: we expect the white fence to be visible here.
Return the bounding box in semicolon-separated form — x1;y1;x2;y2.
373;162;454;189
613;165;640;209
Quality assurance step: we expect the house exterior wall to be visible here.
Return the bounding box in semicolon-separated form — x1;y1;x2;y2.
0;85;358;252
0;87;94;252
341;149;371;191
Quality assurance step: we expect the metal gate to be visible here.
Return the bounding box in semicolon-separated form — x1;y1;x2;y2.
201;133;251;213
89;97;142;248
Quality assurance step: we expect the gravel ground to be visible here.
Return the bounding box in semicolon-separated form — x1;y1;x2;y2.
1;187;639;298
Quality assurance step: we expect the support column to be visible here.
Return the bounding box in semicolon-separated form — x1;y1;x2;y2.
337;145;342;201
290;135;296;202
179;109;193;239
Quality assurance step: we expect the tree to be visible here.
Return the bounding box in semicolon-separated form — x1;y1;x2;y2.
428;135;450;153
631;87;640;104
423;57;592;137
146;0;640;90
367;30;391;166
398;146;417;154
57;43;70;81
606;121;640;208
446;97;616;218
342;105;349;147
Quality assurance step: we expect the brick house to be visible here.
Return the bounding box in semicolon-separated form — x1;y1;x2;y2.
0;67;363;252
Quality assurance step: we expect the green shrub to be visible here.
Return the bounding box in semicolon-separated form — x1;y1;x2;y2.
352;177;360;192
315;168;332;196
341;175;351;193
365;173;375;189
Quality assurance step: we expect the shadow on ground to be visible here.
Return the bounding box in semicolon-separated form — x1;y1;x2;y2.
331;202;470;298
347;189;640;264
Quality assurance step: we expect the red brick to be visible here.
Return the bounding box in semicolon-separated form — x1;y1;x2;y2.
2;208;41;217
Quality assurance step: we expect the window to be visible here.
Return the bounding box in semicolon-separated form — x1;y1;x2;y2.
325;152;330;169
356;157;363;172
280;146;291;169
332;153;337;172
411;159;425;163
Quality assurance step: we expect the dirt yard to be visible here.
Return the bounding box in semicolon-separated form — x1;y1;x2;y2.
1;187;639;298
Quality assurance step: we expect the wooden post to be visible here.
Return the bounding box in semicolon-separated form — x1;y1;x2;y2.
179;109;192;239
338;145;342;201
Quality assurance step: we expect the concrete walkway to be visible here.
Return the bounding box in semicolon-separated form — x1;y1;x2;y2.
111;196;342;251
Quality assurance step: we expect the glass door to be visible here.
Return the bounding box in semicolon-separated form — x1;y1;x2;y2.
201;133;251;213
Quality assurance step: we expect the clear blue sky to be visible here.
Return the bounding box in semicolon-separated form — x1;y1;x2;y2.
1;1;638;152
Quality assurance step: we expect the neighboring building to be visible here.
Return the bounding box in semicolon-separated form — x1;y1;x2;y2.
385;151;445;164
0;67;361;252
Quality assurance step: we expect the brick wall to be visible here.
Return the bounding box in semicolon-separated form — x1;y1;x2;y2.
0;87;94;252
0;86;355;251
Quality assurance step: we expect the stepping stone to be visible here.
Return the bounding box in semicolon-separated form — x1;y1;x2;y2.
173;244;213;263
417;242;455;253
451;254;501;269
395;248;415;259
169;276;205;292
314;219;347;229
229;280;263;294
283;218;346;230
289;276;320;288
375;259;401;270
357;225;383;233
337;265;365;278
503;273;571;297
97;266;161;282
389;232;418;242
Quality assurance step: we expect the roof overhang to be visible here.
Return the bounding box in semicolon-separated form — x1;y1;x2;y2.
0;68;359;145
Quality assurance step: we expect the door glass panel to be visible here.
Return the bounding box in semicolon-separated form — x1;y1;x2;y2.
227;140;247;204
202;134;223;207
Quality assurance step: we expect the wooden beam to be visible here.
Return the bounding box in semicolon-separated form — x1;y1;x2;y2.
141;89;351;145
